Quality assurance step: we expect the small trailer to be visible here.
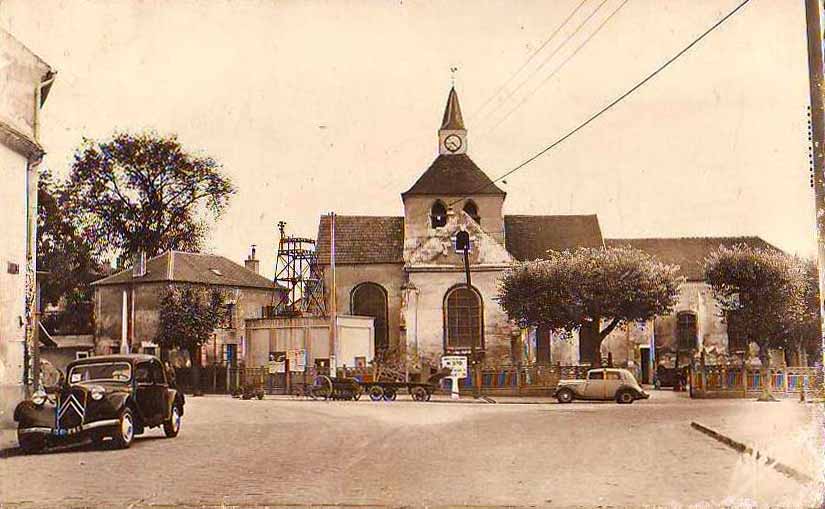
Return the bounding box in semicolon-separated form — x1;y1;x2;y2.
306;369;451;402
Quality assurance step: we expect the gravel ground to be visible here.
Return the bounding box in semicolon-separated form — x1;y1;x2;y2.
0;390;820;508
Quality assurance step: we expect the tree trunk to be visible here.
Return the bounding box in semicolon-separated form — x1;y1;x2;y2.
579;321;601;367
757;342;776;401
189;345;203;396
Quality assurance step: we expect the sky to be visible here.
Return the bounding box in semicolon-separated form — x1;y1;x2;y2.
0;0;816;278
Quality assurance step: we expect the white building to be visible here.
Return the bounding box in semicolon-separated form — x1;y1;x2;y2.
0;28;55;427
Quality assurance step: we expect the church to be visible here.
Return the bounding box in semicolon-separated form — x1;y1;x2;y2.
315;87;774;380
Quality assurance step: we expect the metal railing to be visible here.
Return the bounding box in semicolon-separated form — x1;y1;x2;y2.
690;365;821;398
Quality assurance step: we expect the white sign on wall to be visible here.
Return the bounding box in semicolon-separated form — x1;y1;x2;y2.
441;355;468;379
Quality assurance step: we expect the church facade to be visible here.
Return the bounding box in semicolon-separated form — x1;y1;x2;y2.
315;88;775;378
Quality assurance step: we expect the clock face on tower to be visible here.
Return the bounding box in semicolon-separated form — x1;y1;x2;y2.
444;134;462;153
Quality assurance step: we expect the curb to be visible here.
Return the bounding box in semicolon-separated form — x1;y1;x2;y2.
690;421;815;485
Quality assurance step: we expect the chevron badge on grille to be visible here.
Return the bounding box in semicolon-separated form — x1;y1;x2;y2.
57;394;85;421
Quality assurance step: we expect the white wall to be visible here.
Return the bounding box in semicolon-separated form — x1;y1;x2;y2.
0;144;28;406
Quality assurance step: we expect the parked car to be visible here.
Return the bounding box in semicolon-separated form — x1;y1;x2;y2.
554;368;649;404
14;354;185;453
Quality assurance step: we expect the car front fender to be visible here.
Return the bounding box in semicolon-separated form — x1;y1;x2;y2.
14;400;55;428
106;391;132;413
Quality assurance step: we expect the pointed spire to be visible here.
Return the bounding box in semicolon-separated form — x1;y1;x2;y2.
440;87;465;130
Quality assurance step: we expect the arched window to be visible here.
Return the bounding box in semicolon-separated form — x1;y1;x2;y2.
444;286;483;350
676;312;697;350
463;200;480;224
351;283;389;352
431;200;447;228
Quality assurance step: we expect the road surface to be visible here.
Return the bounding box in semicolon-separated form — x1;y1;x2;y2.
0;390;820;507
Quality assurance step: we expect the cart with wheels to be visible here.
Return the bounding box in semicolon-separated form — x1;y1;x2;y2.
358;369;450;402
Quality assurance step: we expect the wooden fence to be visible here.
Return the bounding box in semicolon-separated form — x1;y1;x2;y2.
690;365;821;398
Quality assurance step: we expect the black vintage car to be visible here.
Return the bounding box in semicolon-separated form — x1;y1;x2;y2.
14;354;185;453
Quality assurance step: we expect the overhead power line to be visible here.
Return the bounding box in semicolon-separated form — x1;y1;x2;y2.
446;0;753;211
469;0;589;122
475;0;611;129
485;0;630;135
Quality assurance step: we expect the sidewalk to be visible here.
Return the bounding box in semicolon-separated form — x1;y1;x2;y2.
0;428;16;452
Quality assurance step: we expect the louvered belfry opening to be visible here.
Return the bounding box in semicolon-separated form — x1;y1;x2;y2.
463;200;480;224
351;282;389;352
431;200;447;228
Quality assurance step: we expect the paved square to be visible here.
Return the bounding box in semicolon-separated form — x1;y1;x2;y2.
0;391;821;507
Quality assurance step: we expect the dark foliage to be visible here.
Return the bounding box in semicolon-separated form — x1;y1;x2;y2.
66;131;235;268
498;247;681;364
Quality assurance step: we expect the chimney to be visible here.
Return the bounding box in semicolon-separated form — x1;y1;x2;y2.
132;251;147;278
245;244;259;274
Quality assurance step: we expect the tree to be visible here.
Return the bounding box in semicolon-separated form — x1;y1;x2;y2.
797;259;822;364
66;132;235;267
704;245;808;399
497;247;681;365
37;169;101;306
37;170;105;334
155;285;227;395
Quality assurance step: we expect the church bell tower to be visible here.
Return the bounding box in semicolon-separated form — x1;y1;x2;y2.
438;87;467;155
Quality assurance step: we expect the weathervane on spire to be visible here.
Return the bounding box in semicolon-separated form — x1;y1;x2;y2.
450;66;459;87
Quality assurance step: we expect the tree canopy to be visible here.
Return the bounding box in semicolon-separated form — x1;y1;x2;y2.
37;169;102;308
155;285;227;356
66;131;235;267
497;246;681;364
704;245;811;364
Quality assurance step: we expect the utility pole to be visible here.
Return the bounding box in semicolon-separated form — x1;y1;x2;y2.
457;230;480;398
329;212;337;378
805;0;825;369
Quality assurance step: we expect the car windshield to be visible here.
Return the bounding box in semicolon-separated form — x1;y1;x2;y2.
68;362;132;384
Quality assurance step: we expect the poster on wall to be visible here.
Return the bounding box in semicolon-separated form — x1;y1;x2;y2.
287;349;306;372
269;351;286;373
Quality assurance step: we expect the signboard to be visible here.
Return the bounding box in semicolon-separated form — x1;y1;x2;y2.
268;351;286;374
287;349;306;372
441;355;468;378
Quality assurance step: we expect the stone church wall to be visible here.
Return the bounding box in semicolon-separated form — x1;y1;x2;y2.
403;194;506;247
324;263;406;351
407;268;517;369
654;281;728;353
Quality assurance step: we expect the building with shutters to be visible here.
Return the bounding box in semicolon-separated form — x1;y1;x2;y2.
314;87;781;379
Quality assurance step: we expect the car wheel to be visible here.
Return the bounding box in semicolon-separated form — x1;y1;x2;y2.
163;405;182;438
111;407;135;449
556;388;574;404
411;386;428;402
616;390;635;404
383;388;397;401
368;385;384;401
17;431;45;454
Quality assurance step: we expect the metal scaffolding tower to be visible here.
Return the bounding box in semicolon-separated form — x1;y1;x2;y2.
274;221;326;317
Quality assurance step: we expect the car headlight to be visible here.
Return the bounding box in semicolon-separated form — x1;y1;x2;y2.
31;390;47;406
90;386;105;400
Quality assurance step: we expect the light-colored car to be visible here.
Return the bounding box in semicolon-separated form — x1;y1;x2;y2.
554;368;649;404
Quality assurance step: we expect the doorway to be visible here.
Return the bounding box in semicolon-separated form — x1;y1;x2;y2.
639;346;651;384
